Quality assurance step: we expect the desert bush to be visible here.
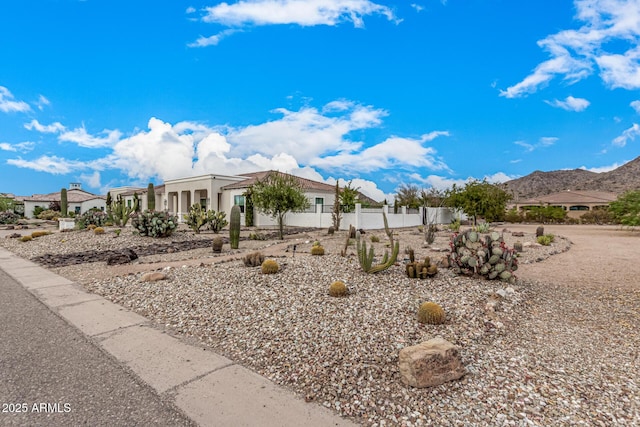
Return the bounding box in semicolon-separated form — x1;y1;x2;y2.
370;235;380;243
580;209;613;224
449;219;461;232
37;209;59;220
0;211;19;224
537;234;555;246
31;231;52;238
504;208;524;223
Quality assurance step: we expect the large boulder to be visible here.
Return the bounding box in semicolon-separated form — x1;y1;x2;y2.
398;337;466;388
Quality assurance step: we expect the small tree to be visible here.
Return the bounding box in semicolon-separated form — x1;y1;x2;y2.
251;172;310;240
395;184;422;209
340;180;360;213
445;180;511;225
331;180;342;230
609;190;640;226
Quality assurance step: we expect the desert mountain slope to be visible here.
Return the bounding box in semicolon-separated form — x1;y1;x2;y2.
504;156;640;199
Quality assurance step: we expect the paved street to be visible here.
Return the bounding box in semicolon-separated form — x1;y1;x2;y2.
0;268;196;427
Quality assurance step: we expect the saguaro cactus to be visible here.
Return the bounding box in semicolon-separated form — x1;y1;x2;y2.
229;205;241;249
147;183;155;211
60;188;68;217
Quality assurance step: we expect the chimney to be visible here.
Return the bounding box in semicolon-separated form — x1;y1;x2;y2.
69;183;82;190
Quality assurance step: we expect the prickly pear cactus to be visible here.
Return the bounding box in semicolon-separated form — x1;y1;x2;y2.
448;228;517;283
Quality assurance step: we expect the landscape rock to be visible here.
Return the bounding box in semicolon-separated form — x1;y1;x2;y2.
398;337;466;388
106;249;138;265
140;271;167;282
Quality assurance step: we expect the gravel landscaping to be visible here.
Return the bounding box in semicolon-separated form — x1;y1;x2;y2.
1;224;638;426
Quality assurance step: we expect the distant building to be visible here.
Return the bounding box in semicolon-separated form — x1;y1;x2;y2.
513;190;618;219
22;184;106;218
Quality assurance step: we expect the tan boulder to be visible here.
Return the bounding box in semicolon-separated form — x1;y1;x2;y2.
140;272;168;282
398;337;466;388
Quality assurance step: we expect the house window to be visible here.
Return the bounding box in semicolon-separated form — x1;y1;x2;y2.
234;195;245;213
75;206;81;214
200;198;207;209
315;197;324;206
127;200;132;208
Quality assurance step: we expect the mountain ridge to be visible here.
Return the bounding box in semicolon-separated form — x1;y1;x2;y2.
504;156;640;199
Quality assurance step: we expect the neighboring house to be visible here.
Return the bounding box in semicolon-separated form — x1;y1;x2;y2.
108;185;165;212
513;190;618;219
22;184;106;218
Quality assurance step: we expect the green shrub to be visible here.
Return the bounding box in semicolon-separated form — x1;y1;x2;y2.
370;235;380;243
449;219;461;232
37;209;59;220
537;234;555;246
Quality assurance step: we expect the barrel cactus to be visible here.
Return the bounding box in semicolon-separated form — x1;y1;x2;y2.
311;241;325;256
261;259;279;274
93;227;105;235
212;236;224;253
328;280;348;297
417;302;446;325
243;251;265;267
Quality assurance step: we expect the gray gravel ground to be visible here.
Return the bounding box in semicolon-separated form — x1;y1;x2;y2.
1;224;638;426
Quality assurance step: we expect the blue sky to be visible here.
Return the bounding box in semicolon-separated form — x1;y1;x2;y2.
2;0;640;201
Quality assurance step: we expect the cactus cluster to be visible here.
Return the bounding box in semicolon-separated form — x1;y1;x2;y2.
111;195;137;227
328;281;348;297
261;259;279;274
417;302;446;325
131;210;177;238
449;229;518;283
311;241;325;256
405;249;438;279
184;204;208;233
243;251;265;267
356;212;399;274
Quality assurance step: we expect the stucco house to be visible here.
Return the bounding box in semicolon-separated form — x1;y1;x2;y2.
513;190;618;219
22;183;106;218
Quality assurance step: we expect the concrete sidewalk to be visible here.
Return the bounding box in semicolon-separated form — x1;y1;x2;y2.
0;247;356;427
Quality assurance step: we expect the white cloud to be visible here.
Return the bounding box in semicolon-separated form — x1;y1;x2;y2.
59;126;122;148
24;119;66;133
188;29;240;47
612;122;640;146
545;95;590;111
514;136;558;152
227;102;387;162
580;161;627;173
36;95;50;111
630;100;640;113
502;0;640;97
7;155;88;174
310;133;450;173
79;171;102;189
410;4;424;12
200;0;399;28
186;6;196;14
0;86;31;113
0;141;34;152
